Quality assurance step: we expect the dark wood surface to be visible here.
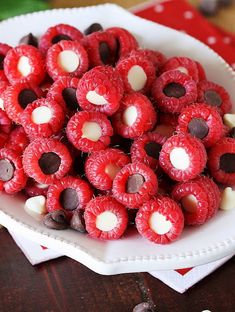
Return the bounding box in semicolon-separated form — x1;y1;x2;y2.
0;228;235;312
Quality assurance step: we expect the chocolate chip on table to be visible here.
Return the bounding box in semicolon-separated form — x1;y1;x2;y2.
126;174;145;194
199;0;218;16
59;188;79;211
0;54;5;70
62;87;78;110
19;33;38;47
133;302;152;312
230;127;235;138
0;159;15;182
51;34;71;44
18;89;38;109
70;210;86;233
43;210;69;230
220;153;235;173
38;152;61;175
188;118;209;139
84;23;103;35
99;42;110;64
144;141;162;159
204;89;222;107
163;82;186;98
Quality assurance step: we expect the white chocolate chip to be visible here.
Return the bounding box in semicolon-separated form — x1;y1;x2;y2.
36;183;48;189
58;50;79;72
154;124;174;138
24;195;46;220
220;187;235;211
170;147;190;170
149;212;172;235
31;106;52;124
82;121;102;142
127;65;147;91
17;56;31;77
104;163;120;180
181;194;198;213
223;113;235;129
123;105;138;126
0;97;4;110
96;211;118;231
176;66;188;75
86;91;107;105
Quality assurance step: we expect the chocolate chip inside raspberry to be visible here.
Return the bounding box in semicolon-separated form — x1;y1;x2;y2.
220;153;235;173
84;23;103;35
230;127;235;138
59;188;79;211
144;141;162;159
126;174;145;193
62;87;78;110
18;89;38;109
0;54;4;70
99;42;110;64
19;33;38;47
0;159;15;182
163;82;186;98
38;152;61;174
204;90;222;107
188;118;209;139
51;34;71;44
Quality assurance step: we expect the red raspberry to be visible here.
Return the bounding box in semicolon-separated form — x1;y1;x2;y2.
151;70;197;114
0;133;8;148
208;137;235;185
195;61;206;81
46;40;89;81
112;162;158;208
0;43;12;73
177;103;224;147
135;197;184;244
46;176;93;218
5;126;29;154
47;76;79;111
116;54;155;94
159;133;207;181
130;132;166;170
84;196;128;240
161;56;199;82
76;65;123;116
0;71;9;93
3;82;43;124
39;23;83;54
0;148;27;194
197;80;232;115
0;108;12;134
66;111;113;153
4;45;45;85
24;178;49;198
153;112;178;139
83;31;117;67
22;138;72;184
112;93;157;139
85;148;130;191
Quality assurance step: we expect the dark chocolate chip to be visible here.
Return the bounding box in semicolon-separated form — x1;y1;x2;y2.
70;210;86;233
0;54;4;70
144;141;162;159
0;159;15;182
51;34;71;44
187;118;209;139
99;42;110;64
19;33;38;47
133;302;152;312
163;82;186;98
18;89;38;109
84;23;103;35
199;0;218;16
43;210;69;230
204;90;222;107
62;87;78;110
220;153;235;173
59;188;79;211
126;174;145;194
230;127;235;138
38;152;61;175
219;0;233;6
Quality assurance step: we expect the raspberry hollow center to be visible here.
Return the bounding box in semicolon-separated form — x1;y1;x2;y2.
38;152;61;175
181;194;198;213
96;211;118;231
127;65;147;91
163;82;186;98
123;106;137;126
81;121;102;142
31;106;52;124
126;173;145;193
104;163;120;180
51;34;71;44
170;147;190;170
17;56;31;77
149;212;172;235
0;159;15;182
59;188;79;211
58;50;80;72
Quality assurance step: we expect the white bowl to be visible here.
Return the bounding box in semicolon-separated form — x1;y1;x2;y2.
0;4;235;275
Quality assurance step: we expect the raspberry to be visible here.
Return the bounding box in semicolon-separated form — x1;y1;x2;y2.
0;108;12;134
76;66;123;116
66;111;113;153
46;176;93;218
83;31;117;67
112;162;158;208
130;132;166;170
195;61;206;81
112;93;157;139
22;138;72;184
46;40;89;81
84;196;128;240
197;80;232;115
177;103;224;147
159;133;207;181
0;71;9;94
3;82;43;124
116;54;155;94
4;45;46;85
151;70;197;114
0;133;8;148
85;148;130;190
153;112;178;138
5;126;29;154
161;56;199;82
47;76;79;111
24;178;49;197
0;43;12;72
135;197;184;244
207;137;235;185
0;148;27;194
39;23;83;54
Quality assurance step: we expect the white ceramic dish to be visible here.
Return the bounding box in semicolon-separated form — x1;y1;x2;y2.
0;4;235;275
